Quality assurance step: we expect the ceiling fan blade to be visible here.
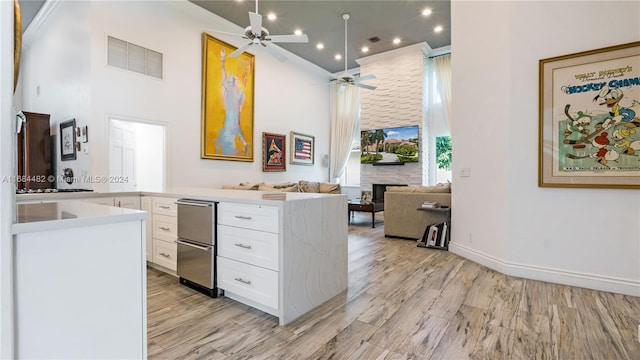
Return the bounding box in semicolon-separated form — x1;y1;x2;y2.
356;74;376;82
228;43;253;58
203;29;245;38
268;34;309;43
263;44;288;62
356;83;377;90
249;12;262;36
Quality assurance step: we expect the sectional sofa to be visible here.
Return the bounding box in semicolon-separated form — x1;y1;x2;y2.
222;180;341;194
383;184;451;239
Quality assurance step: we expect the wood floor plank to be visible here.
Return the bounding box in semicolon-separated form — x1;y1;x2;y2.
470;324;514;360
306;320;380;360
146;213;640;359
367;288;440;351
392;314;450;358
512;310;553;360
427;304;489;360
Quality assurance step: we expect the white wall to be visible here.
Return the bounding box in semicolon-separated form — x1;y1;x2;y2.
19;1;92;189
0;2;15;357
451;1;640;296
20;0;331;192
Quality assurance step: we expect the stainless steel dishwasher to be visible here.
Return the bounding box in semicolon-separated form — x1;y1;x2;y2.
176;199;218;297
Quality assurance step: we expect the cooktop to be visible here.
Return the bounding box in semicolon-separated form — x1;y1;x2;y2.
16;188;94;194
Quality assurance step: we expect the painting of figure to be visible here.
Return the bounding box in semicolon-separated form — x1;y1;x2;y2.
201;33;254;161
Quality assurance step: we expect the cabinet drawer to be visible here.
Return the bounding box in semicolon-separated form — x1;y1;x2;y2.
218;202;279;233
218;225;279;271
152;197;178;216
153;239;177;271
153;214;177;241
217;257;278;309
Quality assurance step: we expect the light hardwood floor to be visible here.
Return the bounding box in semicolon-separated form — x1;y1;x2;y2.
147;212;640;359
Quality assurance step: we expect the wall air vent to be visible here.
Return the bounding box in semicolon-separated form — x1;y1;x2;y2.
107;36;163;79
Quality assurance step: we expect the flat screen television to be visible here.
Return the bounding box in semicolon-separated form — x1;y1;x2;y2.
360;125;419;164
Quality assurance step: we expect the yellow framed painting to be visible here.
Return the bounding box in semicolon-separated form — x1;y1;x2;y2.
201;33;255;161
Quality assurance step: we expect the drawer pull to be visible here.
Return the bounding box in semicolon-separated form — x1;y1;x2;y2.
159;205;171;209
159;226;171;231
234;215;252;220
234;243;252;249
159;252;171;258
234;277;251;285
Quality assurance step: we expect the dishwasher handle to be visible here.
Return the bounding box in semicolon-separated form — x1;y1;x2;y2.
175;239;212;252
176;199;213;207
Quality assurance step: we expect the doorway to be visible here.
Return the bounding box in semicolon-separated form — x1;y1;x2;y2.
109;119;165;192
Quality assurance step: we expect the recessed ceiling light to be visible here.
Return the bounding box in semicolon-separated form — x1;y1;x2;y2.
434;25;443;33
335;54;342;60
294;29;302;36
361;46;369;53
393;37;401;45
422;8;432;16
316;43;324;50
267;13;277;21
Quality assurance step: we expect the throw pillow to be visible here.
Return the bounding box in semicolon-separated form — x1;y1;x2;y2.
221;182;263;190
298;180;320;193
318;182;341;194
258;184;299;192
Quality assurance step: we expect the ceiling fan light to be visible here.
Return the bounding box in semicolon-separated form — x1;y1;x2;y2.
393;37;401;45
316;43;324;50
267;13;276;21
434;25;443;33
422;8;432;16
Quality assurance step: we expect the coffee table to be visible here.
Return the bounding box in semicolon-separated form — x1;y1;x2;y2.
348;201;384;228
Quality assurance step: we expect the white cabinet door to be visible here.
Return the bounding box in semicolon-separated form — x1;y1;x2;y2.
115;196;141;210
140;197;153;261
81;197;115;206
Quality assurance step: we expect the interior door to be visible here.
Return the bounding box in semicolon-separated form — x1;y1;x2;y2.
110;121;137;191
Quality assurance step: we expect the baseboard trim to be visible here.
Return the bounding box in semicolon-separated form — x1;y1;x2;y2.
449;243;640;297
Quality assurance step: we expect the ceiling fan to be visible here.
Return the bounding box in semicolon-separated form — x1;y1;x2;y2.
331;14;376;90
207;0;308;62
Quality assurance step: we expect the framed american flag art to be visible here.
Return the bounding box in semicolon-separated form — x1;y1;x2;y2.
290;131;314;165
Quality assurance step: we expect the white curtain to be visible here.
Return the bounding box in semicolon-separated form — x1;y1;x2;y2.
433;54;452;130
329;83;360;180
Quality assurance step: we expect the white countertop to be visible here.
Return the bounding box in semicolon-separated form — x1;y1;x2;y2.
12;201;147;235
16;187;345;204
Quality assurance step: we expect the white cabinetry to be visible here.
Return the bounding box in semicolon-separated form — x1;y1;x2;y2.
140;197;153;261
115;196;141;210
150;197;178;272
80;196;115;206
217;202;280;315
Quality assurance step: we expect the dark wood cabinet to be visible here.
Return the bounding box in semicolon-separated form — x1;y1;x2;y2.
17;112;53;190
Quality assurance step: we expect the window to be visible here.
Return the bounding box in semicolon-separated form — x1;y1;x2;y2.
435;136;452;183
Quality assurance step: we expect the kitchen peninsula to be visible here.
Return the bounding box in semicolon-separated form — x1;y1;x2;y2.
15;188;349;327
13;201;147;359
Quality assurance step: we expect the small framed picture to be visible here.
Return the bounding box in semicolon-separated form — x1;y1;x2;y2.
262;132;286;172
291;131;314;165
59;119;77;161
